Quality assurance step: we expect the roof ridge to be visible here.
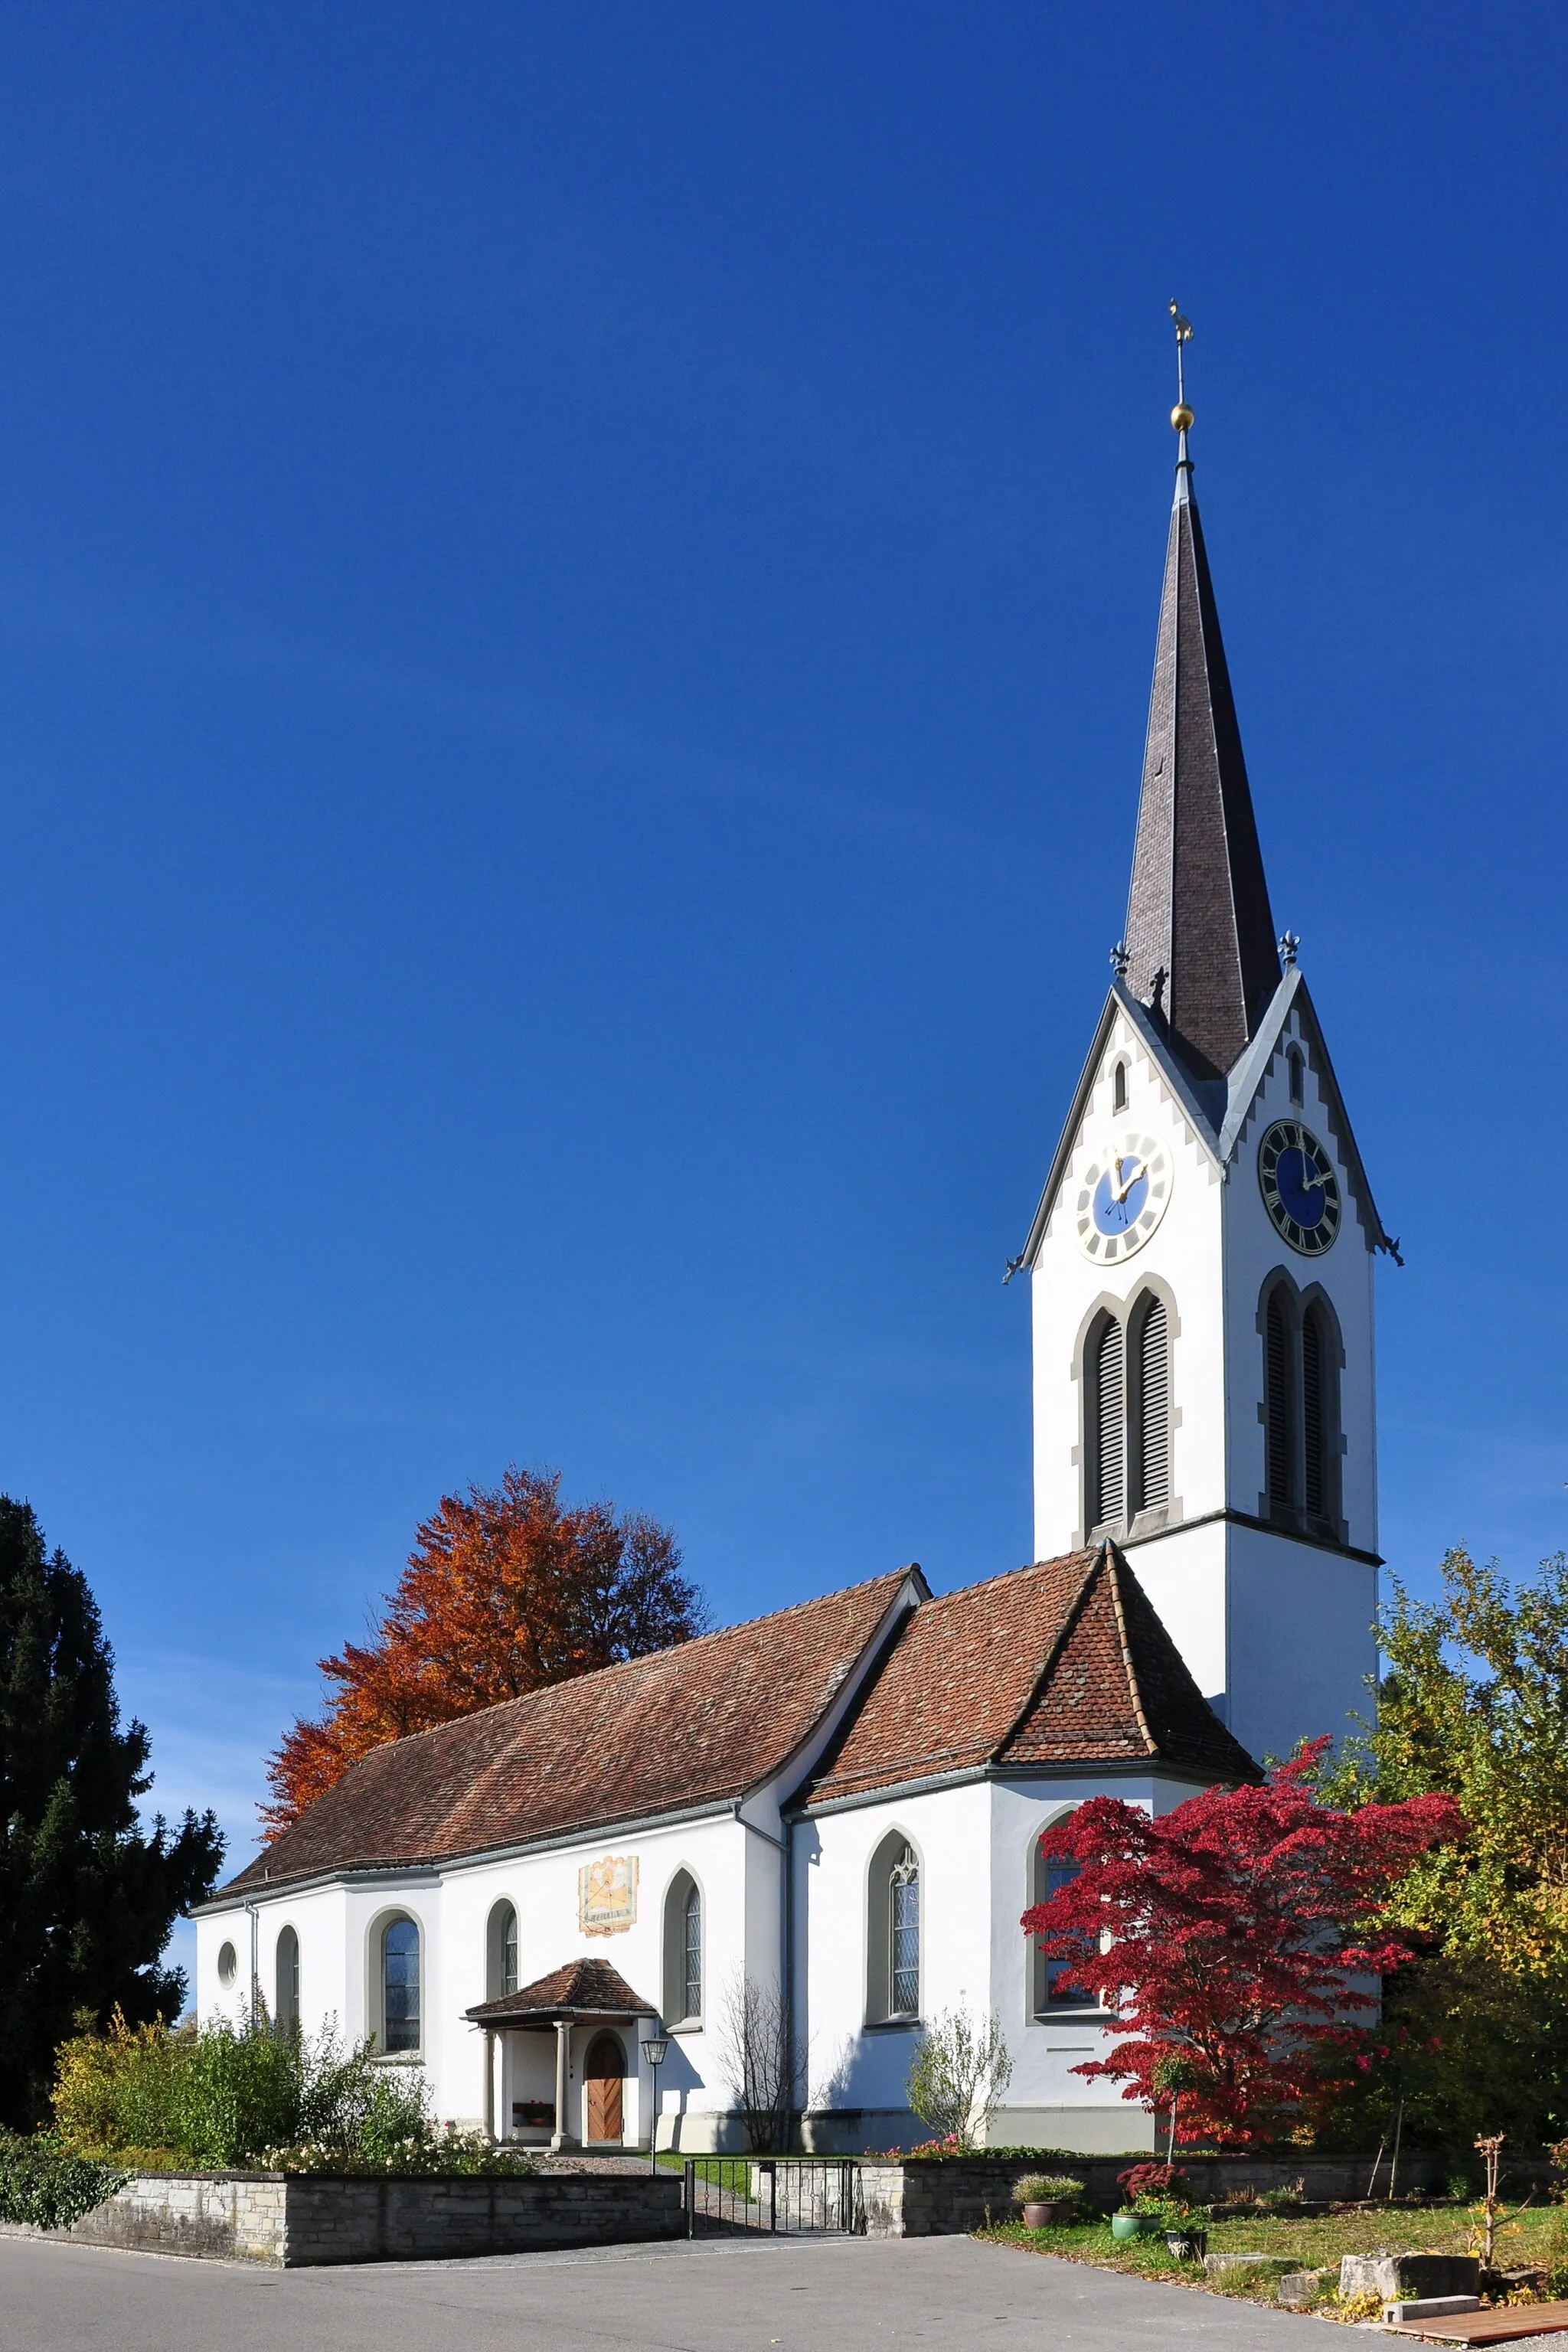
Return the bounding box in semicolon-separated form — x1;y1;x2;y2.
923;1547;1099;1613
1103;1545;1158;1756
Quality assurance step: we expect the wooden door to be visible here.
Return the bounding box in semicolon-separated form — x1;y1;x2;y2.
584;2033;624;2144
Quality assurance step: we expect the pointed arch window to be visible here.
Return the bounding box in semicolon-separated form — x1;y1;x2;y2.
867;1830;922;2024
1288;1046;1305;1106
1086;1313;1125;1531
889;1846;920;2017
1129;1292;1170;1514
1112;1059;1129;1113
662;1870;703;2027
275;1926;299;2034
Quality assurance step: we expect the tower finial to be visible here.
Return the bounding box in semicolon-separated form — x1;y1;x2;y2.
1169;302;1194;480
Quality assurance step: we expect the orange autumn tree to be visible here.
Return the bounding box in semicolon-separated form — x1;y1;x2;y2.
263;1467;703;1835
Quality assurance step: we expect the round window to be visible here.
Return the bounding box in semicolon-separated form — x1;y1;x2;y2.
217;1940;237;1987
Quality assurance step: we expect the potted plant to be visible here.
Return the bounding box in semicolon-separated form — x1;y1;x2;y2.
1011;2174;1084;2229
1110;2162;1193;2240
1158;2201;1208;2260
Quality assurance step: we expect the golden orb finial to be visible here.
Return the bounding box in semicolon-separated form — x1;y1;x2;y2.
1171;402;1194;433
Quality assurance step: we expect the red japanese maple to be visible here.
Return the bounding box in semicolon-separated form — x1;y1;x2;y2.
1021;1742;1463;2145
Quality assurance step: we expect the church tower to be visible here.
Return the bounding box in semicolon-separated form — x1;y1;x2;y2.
1015;367;1394;1766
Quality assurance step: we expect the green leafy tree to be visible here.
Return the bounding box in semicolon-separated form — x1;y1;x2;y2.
1318;1547;1568;2141
0;1500;224;2128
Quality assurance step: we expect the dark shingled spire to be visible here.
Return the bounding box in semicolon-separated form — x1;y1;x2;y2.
1122;437;1280;1082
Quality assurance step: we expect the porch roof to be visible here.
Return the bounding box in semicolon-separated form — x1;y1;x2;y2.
465;1956;656;2027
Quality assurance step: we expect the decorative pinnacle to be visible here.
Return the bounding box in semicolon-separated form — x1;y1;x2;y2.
1170;301;1194;433
1110;939;1130;978
1279;929;1301;969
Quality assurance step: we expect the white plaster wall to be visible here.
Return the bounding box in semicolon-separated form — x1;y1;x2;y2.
193;1811;768;2138
800;1782;997;2135
1031;1010;1227;1563
1224;1525;1378;1766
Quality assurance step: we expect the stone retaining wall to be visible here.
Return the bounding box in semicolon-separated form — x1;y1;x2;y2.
851;2152;1469;2237
5;2169;682;2266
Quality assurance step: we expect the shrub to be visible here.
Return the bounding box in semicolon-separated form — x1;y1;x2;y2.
1116;2162;1191;2207
0;2133;129;2230
905;2008;1014;2148
52;2007;433;2172
1012;2174;1084;2204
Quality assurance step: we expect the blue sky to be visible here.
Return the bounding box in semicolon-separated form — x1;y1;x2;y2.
1;8;1564;1944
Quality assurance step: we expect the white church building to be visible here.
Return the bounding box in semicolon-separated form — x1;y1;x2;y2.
194;407;1396;2155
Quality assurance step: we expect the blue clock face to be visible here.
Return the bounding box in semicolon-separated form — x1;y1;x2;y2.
1075;1132;1172;1263
1093;1163;1148;1233
1258;1120;1341;1256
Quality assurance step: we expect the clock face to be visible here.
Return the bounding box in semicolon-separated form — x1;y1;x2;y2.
1258;1119;1342;1256
1074;1131;1173;1263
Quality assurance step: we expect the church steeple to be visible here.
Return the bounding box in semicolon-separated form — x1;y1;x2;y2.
1120;374;1280;1083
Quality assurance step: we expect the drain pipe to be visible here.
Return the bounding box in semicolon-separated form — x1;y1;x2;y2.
734;1806;796;2145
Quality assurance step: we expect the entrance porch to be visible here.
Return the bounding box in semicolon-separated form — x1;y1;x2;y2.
466;1957;658;2151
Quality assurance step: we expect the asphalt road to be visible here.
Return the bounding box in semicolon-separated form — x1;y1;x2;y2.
0;2230;1341;2352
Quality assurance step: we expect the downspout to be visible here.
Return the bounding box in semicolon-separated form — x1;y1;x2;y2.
734;1805;795;2148
244;1900;260;2020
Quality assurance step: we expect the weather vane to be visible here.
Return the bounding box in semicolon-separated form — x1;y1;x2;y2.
1169;299;1194;433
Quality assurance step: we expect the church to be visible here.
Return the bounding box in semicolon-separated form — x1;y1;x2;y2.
194;395;1393;2156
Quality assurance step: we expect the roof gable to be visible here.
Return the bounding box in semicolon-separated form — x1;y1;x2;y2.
798;1544;1260;1811
1218;966;1397;1258
1014;980;1222;1278
223;1569;920;1894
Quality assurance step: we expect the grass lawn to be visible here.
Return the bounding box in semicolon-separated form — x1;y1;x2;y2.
976;2202;1568;2314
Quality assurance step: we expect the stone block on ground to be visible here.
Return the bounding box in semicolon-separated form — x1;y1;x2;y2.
1340;2252;1481;2302
1277;2267;1336;2306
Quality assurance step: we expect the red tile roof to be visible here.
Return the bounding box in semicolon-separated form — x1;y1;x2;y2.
466;1958;655;2024
798;1544;1261;1808
223;1570;916;1893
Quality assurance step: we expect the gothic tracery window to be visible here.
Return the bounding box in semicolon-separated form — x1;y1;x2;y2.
889;1845;920;2017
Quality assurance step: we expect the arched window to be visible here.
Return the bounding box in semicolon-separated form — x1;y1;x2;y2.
1112;1059;1129;1113
866;1830;921;2024
1085;1312;1125;1532
275;1926;299;2033
890;1846;920;2017
1029;1830;1097;2016
684;1881;702;2021
1302;1298;1342;1531
662;1870;703;2027
487;1900;519;2001
1288;1045;1305;1106
381;1916;421;2053
1129;1292;1170;1514
1264;1287;1295;1521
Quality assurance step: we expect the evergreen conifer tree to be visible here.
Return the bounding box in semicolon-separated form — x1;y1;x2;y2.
0;1498;223;2127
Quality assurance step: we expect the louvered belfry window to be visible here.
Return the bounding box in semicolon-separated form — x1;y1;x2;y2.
1132;1295;1170;1512
1088;1315;1124;1530
1265;1290;1294;1516
1302;1306;1325;1519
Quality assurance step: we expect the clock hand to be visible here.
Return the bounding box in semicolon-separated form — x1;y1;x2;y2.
1114;1155;1148;1204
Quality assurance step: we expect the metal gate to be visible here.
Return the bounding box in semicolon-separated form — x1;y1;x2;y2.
682;2157;864;2236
